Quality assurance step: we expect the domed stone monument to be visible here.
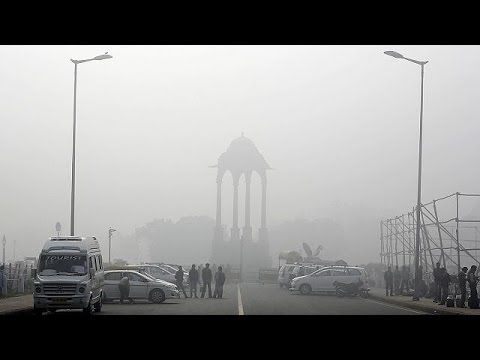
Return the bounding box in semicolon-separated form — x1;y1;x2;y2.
210;133;272;271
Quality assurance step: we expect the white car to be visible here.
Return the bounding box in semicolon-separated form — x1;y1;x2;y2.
289;266;369;295
102;270;179;303
138;264;189;286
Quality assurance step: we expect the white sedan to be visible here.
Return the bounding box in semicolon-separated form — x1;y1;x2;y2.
103;270;179;304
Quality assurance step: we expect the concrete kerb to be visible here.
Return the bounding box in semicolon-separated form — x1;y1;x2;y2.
368;292;465;315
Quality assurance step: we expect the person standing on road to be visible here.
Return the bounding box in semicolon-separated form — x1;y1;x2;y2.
393;265;401;296
400;265;410;295
467;265;478;308
188;264;199;298
118;274;131;304
458;266;468;308
433;262;442;303
384;266;393;296
439;267;450;305
213;266;226;298
175;266;188;298
201;263;213;298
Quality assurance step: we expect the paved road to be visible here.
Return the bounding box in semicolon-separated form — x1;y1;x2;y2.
37;283;426;315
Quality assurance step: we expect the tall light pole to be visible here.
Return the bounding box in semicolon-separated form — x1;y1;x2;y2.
108;227;117;264
384;50;428;301
2;235;5;267
70;52;113;236
239;235;244;283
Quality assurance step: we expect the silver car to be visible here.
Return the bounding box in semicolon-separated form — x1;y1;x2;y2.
103;270;179;304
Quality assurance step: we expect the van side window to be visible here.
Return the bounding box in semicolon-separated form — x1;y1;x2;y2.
89;256;95;271
98;255;103;269
95;255;100;271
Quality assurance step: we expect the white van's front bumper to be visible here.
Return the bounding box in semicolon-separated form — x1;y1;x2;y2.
34;294;91;310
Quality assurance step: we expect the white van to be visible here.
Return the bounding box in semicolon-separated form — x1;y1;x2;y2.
33;236;104;315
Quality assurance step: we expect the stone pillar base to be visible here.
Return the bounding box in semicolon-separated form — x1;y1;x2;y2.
242;226;252;242
231;226;240;243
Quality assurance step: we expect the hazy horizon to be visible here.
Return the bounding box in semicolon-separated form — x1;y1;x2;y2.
2;45;480;265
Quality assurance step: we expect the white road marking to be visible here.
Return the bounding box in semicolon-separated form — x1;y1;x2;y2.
365;298;426;314
237;283;244;315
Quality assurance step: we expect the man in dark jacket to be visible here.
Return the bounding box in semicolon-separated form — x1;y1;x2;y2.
201;263;213;298
467;265;478;308
188;264;199;298
393;266;401;295
175;266;188;298
458;266;468;308
384;266;393;296
432;262;441;303
400;265;410;295
439;267;451;305
213;266;226;298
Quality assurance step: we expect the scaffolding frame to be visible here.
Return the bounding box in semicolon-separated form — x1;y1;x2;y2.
380;192;480;278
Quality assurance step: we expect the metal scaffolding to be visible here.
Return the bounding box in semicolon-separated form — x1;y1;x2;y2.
380;192;480;278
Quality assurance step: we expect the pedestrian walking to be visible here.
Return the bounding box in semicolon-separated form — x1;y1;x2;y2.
457;266;468;308
201;263;213;298
433;262;441;303
188;264;199;298
175;266;188;298
384;266;394;296
213;266;226;298
118;274;132;304
393;265;401;295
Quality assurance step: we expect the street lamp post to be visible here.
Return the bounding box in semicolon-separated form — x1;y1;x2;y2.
70;52;113;236
2;235;5;267
384;50;428;301
239;235;244;283
108;227;117;264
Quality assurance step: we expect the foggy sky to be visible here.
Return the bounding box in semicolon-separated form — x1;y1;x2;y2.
2;45;480;264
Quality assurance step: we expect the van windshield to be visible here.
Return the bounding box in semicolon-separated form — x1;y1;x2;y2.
38;255;87;276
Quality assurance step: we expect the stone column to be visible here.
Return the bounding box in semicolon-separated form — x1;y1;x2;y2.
259;173;270;267
231;174;240;242
260;176;267;229
213;171;225;264
243;172;252;241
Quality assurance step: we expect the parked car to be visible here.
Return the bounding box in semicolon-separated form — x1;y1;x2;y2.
142;264;189;286
289;266;369;295
278;263;322;288
102;270;179;303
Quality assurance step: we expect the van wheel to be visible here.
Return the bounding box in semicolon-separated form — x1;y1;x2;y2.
83;299;94;315
299;284;312;295
150;289;166;304
94;296;102;313
34;307;43;316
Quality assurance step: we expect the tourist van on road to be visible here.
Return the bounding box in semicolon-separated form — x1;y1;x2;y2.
33;236;104;315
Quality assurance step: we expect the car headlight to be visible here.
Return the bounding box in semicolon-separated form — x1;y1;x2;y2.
79;287;85;293
35;286;42;293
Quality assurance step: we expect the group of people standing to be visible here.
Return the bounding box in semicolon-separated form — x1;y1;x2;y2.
175;263;226;299
383;262;479;309
383;265;414;296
